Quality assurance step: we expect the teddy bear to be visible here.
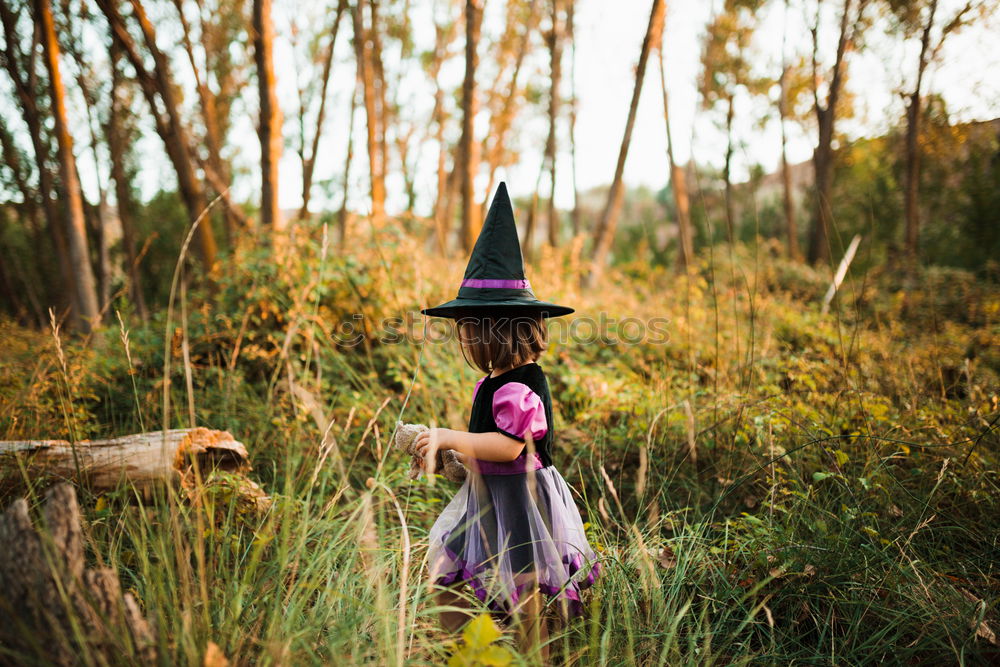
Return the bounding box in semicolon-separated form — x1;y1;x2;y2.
394;422;467;484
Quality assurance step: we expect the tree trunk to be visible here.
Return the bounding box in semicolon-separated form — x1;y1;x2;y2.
34;0;100;331
0;484;157;665
459;0;484;251
396;127;417;214
99;0;218;270
809;107;835;264
128;0;217;268
368;0;390;197
172;0;238;243
807;0;859;265
567;0;580;237
778;1;798;260
439;167;460;253
67;46;113;316
588;0;664;285
904;0;936;260
544;0;564;248
723;94;736;243
0;428;250;492
429;16;457;252
352;0;386;220
658;43;694;273
108;40;148;320
339;74;360;246
95;195;113;316
779;65;798;260
253;0;284;233
524;167;543;260
299;0;347;221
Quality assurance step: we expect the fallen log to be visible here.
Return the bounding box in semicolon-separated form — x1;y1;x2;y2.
0;427;250;492
0;483;157;665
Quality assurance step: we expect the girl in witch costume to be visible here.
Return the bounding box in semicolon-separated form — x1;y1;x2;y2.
415;183;601;656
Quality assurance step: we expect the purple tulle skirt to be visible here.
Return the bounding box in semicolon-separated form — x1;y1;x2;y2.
427;465;601;619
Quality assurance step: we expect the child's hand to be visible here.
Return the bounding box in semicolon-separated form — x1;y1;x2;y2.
414;428;452;463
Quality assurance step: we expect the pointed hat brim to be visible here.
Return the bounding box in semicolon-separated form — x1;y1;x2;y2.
420;299;574;319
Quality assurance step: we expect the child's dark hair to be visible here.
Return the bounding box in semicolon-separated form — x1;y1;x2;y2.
456;313;547;374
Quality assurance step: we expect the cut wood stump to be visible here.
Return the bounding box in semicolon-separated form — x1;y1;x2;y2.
0;428;250;493
0;483;157;665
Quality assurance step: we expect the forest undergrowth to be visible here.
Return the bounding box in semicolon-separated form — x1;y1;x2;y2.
1;218;998;665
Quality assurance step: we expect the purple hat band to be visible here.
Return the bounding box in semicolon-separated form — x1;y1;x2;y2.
460;278;531;289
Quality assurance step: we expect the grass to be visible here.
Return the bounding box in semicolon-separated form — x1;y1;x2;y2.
1;219;998;665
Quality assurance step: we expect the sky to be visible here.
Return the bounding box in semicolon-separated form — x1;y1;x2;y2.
24;0;998;218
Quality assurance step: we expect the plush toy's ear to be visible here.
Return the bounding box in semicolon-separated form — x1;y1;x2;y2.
393;422;409;451
394;422;427;456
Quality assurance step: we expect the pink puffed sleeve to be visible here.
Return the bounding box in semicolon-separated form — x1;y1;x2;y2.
492;382;547;442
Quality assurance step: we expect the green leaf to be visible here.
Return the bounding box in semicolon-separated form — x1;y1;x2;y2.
813;471;832;482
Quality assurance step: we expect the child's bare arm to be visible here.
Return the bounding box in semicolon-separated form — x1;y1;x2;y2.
414;428;524;463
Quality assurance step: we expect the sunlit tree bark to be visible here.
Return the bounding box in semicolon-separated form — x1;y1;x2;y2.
368;0;390;194
352;0;386;219
458;0;484;251
253;0;284;233
34;0;99;330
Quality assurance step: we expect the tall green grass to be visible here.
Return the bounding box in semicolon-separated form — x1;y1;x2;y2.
1;223;998;664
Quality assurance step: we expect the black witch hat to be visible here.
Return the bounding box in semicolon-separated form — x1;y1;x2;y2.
421;183;574;319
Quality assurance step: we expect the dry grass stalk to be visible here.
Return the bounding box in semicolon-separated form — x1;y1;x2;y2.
682;399;698;466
